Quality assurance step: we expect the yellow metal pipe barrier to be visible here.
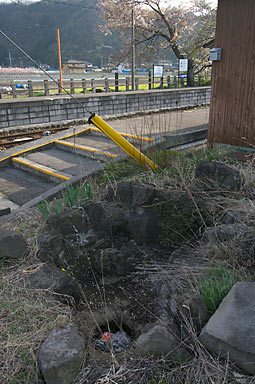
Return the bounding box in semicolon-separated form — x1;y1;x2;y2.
88;113;158;170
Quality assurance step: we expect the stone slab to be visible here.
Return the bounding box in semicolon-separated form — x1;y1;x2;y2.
200;282;255;375
0;193;19;215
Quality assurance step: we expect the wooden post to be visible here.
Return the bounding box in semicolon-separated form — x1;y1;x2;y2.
148;71;152;90
125;77;129;91
10;82;17;98
27;80;34;97
160;76;164;89
58;79;61;94
28;81;33;97
70;79;75;94
174;76;177;88
105;78;109;92
167;76;171;89
115;72;119;92
82;78;87;93
44;79;49;96
91;79;95;93
135;77;139;91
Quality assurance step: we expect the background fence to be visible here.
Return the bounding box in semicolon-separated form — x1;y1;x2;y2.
0;73;211;99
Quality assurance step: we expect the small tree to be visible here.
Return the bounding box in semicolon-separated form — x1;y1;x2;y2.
98;0;216;86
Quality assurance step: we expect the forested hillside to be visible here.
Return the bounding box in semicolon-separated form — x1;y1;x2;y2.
0;0;121;67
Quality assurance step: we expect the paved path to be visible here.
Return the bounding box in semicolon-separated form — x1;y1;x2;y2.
109;107;209;136
0;107;209;214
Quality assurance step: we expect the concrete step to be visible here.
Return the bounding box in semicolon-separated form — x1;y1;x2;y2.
55;139;117;161
62;134;122;154
0;166;56;205
12;157;71;184
164;124;208;148
88;127;154;146
23;148;104;178
0;193;19;215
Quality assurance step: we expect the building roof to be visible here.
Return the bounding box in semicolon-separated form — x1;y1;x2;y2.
63;60;85;64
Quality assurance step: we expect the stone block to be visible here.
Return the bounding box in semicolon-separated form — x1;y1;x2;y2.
0;121;8;128
12;113;29;120
9;119;30;126
135;325;190;361
195;161;241;190
200;282;255;375
22;263;80;303
0;228;29;259
29;111;49;118
39;324;85;384
29;117;47;124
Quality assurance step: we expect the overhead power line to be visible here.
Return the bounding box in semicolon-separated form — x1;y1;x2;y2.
0;29;93;114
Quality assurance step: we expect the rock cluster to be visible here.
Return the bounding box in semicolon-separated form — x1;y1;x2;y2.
3;160;255;382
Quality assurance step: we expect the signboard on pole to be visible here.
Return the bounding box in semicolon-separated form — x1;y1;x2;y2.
179;59;188;72
153;65;164;77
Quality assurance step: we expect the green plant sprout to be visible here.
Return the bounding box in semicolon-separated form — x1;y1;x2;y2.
37;182;94;218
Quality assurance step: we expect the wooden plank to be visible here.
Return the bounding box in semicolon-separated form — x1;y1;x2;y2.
209;0;255;147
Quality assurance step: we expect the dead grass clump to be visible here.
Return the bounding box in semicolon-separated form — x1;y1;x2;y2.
0;267;72;384
163;311;248;384
240;158;255;199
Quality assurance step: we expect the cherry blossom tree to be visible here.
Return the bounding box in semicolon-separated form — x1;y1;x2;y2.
98;0;216;86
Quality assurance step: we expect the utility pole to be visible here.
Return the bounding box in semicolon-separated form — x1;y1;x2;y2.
131;9;135;91
57;28;63;94
8;51;12;67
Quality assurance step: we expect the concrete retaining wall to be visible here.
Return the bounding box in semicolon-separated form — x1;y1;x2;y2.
0;87;211;129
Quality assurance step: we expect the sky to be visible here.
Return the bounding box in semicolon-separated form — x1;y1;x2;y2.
0;0;218;5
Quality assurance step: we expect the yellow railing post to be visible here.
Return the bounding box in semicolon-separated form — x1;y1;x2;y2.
88;113;158;170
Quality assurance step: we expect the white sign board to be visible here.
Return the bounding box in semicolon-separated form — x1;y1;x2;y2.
179;58;188;72
118;64;123;73
153;65;164;77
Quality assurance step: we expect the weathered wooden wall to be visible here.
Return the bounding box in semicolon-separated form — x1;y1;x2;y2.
208;0;255;147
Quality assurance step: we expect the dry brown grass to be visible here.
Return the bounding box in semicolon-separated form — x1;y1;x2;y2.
0;258;72;384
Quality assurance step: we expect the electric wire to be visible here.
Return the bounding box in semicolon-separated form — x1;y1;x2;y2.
0;29;93;115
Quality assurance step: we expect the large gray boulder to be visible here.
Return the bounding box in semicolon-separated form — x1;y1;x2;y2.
22;264;80;303
195;161;241;190
90;241;138;276
135;325;190;362
181;294;209;332
37;230;65;265
47;208;89;236
39;324;85;384
203;223;251;242
129;192;209;246
82;201;105;229
199;282;255;375
107;181;156;208
128;206;163;245
0;228;29;259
